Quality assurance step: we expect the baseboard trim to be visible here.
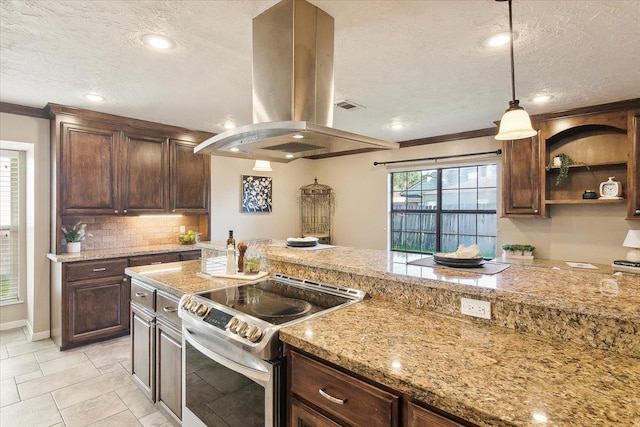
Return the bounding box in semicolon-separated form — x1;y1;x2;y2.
30;329;51;341
0;319;27;331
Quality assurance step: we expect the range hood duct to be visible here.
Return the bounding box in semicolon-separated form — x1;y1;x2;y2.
195;0;398;162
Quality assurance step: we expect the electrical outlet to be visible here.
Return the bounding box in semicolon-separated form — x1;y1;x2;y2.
461;297;491;320
179;225;186;234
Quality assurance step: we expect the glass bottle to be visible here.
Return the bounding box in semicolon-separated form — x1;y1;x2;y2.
226;230;235;250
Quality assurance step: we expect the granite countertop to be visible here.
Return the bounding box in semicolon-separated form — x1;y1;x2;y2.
261;245;640;324
125;260;250;298
47;243;201;263
279;298;640;427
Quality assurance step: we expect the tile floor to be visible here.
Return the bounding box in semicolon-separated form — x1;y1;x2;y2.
0;328;172;427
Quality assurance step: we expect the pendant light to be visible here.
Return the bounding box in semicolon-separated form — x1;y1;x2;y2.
495;0;537;141
252;160;272;172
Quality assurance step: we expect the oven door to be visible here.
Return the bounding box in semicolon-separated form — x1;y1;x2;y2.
182;325;283;427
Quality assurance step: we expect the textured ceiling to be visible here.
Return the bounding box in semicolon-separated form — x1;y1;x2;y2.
1;0;639;142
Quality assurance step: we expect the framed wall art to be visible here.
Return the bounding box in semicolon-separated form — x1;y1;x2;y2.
241;175;273;213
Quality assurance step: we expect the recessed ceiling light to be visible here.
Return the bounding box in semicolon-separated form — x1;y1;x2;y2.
141;34;175;50
229;147;240;152
285;153;294;158
84;94;105;102
531;94;554;103
292;134;304;139
389;123;405;130
223;120;236;130
483;31;517;48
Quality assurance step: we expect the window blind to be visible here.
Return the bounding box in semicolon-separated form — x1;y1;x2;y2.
0;150;20;303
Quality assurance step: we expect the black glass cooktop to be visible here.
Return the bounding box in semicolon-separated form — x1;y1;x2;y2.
197;279;351;325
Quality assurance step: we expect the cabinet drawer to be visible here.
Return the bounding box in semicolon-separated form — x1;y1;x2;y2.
65;258;128;282
156;290;181;326
290;351;399;427
131;280;156;311
129;253;180;267
179;250;201;261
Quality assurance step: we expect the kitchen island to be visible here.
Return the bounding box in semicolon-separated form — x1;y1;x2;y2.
126;244;640;426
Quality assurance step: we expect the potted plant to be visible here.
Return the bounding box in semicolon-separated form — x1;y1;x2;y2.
546;153;588;186
61;221;90;253
500;243;535;259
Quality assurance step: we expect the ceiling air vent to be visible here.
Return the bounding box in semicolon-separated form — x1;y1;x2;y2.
335;100;365;111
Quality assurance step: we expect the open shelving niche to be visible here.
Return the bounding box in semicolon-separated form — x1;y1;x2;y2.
544;124;628;205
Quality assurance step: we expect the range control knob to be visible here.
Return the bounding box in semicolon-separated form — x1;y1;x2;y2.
187;301;199;313
227;317;240;333
195;304;209;317
246;325;264;343
180;296;192;310
236;321;249;336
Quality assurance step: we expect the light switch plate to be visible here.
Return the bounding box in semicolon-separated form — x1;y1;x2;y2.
179;225;186;234
461;297;491;320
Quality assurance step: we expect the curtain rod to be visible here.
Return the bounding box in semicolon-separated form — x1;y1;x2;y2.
373;149;502;166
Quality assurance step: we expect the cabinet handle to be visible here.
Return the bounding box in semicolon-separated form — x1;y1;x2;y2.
123;278;128;282
92;267;107;272
135;292;147;298
635;209;640;215
114;209;119;214
172;209;176;213
533;209;539;214
123;209;128;213
318;388;346;405
151;261;162;265
163;306;178;313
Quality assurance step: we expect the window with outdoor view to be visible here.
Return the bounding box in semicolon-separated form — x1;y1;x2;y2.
0;150;23;303
390;164;497;258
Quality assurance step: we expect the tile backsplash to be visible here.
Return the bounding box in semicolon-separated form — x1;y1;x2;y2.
62;216;204;251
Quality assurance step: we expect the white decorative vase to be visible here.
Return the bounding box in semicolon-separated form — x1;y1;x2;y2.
66;242;81;253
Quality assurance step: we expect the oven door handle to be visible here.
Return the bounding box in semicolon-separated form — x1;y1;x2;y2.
183;327;272;385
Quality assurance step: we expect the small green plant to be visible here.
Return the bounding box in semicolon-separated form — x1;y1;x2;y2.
546;153;588;186
500;244;535;255
61;222;90;242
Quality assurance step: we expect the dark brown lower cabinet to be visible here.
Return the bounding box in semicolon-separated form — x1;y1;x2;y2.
156;317;182;423
288;349;473;427
131;303;155;400
130;281;183;424
52;258;130;350
291;398;342;427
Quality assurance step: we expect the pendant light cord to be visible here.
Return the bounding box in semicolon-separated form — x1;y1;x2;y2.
508;0;516;102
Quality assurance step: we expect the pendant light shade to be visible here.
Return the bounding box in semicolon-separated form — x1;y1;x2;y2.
494;0;537;140
252;160;272;172
496;100;537;140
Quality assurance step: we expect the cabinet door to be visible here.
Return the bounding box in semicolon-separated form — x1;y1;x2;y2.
290;398;342;427
179;250;201;261
121;131;168;214
131;303;155;401
169;139;210;214
501;134;544;217
629;111;640;219
66;275;130;346
60;122;120;215
156;318;182;422
406;402;464;427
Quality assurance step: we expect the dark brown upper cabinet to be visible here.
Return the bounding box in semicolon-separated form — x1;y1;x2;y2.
501;132;544;218
121;130;169;215
48;104;212;217
501;99;640;220
169;139;209;214
60;122;121;215
629;110;640;219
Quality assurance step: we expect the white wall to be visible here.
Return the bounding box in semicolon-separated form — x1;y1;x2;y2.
210;156;316;242
236;134;636;265
0;113;51;339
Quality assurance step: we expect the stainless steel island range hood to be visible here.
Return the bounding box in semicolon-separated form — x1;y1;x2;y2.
194;0;398;163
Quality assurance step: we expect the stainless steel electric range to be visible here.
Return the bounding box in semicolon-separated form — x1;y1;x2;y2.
179;273;367;427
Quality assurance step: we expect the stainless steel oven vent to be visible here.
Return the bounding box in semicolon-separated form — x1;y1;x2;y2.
194;0;398;162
